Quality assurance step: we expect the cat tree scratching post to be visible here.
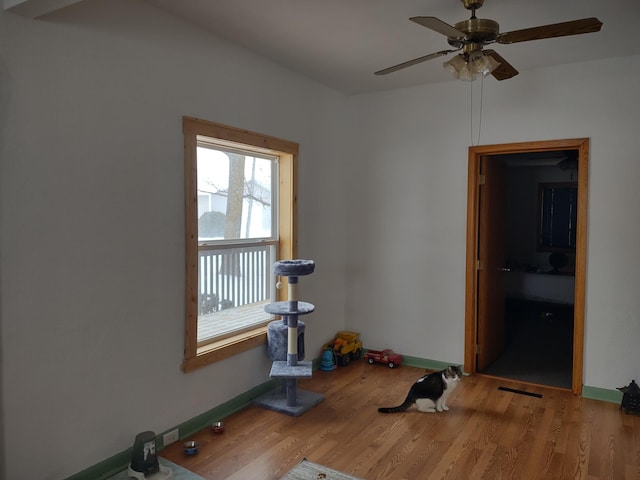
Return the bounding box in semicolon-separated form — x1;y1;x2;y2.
254;259;324;416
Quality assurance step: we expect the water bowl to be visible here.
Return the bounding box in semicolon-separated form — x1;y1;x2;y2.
182;440;199;455
212;421;225;433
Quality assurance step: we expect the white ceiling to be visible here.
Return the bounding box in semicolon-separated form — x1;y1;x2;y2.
143;0;640;95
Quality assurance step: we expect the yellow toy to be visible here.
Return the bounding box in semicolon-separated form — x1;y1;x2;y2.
322;331;363;366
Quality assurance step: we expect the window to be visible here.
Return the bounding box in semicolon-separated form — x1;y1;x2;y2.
182;117;297;372
538;182;578;252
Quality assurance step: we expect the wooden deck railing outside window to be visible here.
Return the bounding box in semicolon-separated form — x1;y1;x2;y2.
197;242;276;344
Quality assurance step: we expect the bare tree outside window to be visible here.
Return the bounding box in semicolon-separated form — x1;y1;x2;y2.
221;153;245;277
224;153;245;241
196;147;273;243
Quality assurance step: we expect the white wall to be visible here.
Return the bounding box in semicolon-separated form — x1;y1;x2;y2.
0;1;348;479
3;0;640;478
346;55;640;391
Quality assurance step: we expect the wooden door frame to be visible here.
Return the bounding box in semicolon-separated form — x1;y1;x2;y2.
464;138;589;395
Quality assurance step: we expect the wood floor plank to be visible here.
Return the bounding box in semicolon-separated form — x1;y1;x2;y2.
161;362;640;479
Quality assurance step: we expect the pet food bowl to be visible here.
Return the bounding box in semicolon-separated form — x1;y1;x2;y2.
212;421;225;433
182;441;199;455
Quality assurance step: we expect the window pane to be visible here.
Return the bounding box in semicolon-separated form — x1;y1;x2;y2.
539;184;577;251
197;244;275;345
197;144;274;242
195;141;278;345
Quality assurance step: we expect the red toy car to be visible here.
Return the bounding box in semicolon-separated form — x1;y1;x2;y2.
364;349;402;368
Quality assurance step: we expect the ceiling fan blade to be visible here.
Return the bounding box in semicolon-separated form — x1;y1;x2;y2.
484;50;519;80
410;16;466;38
496;17;602;44
375;49;457;75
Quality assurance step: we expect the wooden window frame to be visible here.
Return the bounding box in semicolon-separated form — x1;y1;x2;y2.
182;116;297;372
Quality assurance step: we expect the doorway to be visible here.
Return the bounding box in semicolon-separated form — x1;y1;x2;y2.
464;139;588;394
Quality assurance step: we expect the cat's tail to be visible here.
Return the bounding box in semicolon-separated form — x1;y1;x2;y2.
378;397;413;413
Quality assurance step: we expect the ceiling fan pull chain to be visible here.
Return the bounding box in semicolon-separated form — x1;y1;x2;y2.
469;80;474;145
476;75;485;146
469;77;485;146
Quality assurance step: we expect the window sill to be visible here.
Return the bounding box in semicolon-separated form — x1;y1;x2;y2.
182;326;268;373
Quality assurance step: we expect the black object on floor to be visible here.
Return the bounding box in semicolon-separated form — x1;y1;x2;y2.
498;386;543;398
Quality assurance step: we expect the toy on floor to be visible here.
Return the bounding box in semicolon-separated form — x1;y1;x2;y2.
365;348;403;368
319;346;337;371
322;331;363;366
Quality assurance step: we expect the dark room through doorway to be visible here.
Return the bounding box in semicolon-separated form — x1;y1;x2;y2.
464;138;588;394
480;150;578;389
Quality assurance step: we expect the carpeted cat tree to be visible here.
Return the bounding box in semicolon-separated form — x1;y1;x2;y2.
254;259;324;416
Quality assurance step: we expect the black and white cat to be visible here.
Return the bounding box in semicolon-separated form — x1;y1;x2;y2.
378;365;463;413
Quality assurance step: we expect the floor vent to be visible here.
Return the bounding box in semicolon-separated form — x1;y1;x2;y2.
498;386;543;398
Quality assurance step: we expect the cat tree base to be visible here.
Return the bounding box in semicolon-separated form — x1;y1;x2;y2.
254;361;323;416
254;386;324;417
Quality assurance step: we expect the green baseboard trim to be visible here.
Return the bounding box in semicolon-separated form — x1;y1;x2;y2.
65;378;278;480
403;354;622;404
400;355;460;372
65;450;132;480
175;378;278;441
582;385;623;404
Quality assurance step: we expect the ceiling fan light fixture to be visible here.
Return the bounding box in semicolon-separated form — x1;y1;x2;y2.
442;55;467;78
443;54;467;79
459;65;477;82
443;51;500;81
443;54;476;81
469;51;500;76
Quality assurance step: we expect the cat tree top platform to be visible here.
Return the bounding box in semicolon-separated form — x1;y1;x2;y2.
273;259;315;276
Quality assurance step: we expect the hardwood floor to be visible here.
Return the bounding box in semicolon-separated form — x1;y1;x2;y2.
161;361;640;479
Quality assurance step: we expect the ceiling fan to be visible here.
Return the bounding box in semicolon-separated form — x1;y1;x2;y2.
375;0;603;81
